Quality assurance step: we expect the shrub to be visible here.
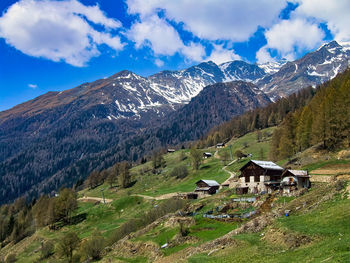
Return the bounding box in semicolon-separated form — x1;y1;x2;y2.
80;233;105;261
108;199;186;245
170;165;188;179
179;221;189;237
57;232;80;263
335;180;346;191
41;240;55;259
5;254;16;263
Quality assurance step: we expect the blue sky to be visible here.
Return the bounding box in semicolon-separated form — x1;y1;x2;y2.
0;0;348;111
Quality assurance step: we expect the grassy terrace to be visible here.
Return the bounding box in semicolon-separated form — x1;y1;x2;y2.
189;186;350;263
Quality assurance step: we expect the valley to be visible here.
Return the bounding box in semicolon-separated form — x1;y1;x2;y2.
1;2;350;262
1;41;349;204
1;127;349;262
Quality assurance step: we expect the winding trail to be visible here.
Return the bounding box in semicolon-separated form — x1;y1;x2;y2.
78;196;113;203
214;150;238;178
134;192;184;200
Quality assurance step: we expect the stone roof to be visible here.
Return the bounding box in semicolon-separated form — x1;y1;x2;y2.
285;169;309;177
251;160;284;170
196;179;220;187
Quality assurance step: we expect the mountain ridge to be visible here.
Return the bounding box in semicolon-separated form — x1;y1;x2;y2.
1;40;350;203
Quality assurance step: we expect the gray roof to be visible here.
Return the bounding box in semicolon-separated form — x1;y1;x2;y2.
198;179;220;187
251;160;283;170
286;170;309;177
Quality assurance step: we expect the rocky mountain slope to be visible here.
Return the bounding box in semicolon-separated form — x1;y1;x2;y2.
0;79;269;204
0;41;350;203
126;81;271;153
257;41;350;100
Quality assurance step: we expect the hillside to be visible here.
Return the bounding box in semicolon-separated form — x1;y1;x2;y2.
270;68;350;160
0;78;269;204
1;126;350;262
1;41;349;204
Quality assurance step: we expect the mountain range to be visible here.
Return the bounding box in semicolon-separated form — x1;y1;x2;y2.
0;40;349;203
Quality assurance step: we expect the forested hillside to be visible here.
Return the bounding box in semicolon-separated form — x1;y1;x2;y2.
199;86;316;148
270;69;350;160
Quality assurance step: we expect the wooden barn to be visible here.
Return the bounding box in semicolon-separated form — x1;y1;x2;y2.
216;143;225;148
237;160;284;194
195;180;220;195
203;152;213;158
281;170;310;194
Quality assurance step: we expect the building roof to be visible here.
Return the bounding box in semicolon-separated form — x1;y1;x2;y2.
250;160;283;170
284;169;309;177
204;152;212;155
196;179;220;187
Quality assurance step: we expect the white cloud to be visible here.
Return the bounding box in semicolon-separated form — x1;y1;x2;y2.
127;15;205;61
294;0;350;42
154;58;164;67
181;42;206;62
0;0;124;66
256;47;274;64
206;44;241;65
127;15;183;56
256;18;324;63
127;0;287;41
28;83;38;89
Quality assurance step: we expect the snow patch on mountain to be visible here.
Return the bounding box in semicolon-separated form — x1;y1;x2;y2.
258;61;286;75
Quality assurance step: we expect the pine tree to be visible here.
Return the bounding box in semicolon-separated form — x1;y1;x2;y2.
118;162;131;188
190;148;202;170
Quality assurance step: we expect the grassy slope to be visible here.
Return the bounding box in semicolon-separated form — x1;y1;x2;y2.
3;126;350;262
189;192;350;263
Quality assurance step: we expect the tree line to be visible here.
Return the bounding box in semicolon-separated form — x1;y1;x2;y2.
198;86;316;148
270;69;350;160
0;188;77;249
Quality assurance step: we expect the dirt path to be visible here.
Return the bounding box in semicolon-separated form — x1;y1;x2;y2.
214;150;219;158
134;192;183;200
78;196;113;203
222;165;236;178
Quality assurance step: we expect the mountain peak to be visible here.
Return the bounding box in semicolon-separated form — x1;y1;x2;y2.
323;40;341;49
112;70;140;79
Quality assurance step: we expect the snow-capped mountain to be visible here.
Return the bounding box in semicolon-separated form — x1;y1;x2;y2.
0;77;270;203
148;60;266;105
1;40;350;203
257;60;286;75
257;41;350;99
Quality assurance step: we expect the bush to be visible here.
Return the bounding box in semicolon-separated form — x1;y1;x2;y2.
179;221;189;237
57;232;80;263
41;240;55;259
5;254;16;263
170;165;188;179
335;180;346;191
178;151;187;161
108;199;186;245
80;233;105;261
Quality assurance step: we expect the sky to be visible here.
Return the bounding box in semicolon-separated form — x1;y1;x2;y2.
0;0;348;111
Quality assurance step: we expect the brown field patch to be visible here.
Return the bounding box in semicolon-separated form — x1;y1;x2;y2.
311;168;350;175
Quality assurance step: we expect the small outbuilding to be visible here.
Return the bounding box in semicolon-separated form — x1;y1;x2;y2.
203;152;213;158
216;143;225;148
167;149;176;153
281;169;310;194
195;180;220;195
